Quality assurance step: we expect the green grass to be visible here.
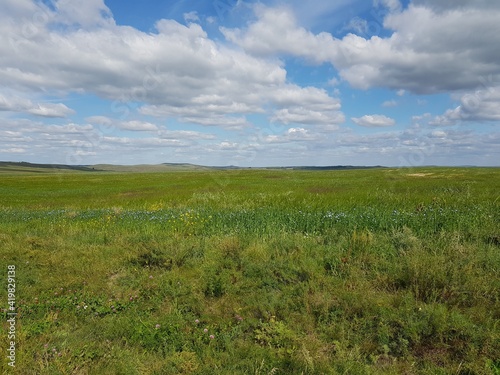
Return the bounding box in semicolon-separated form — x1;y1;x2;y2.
1;167;499;374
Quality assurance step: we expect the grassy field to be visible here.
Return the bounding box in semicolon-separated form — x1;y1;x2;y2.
1;167;499;374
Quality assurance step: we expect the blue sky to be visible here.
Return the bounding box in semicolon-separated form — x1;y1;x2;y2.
0;0;499;166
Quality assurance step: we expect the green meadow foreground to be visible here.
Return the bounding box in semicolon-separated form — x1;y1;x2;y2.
1;167;499;374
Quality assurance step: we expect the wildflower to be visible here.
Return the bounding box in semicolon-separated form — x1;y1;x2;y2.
149;275;153;279
209;335;215;340
203;328;208;333
195;319;200;324
155;324;161;329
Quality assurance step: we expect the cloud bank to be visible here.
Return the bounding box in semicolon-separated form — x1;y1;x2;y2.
0;0;498;166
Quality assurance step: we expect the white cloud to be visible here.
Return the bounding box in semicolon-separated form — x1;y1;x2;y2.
140;82;344;129
431;130;447;138
431;86;500;125
139;104;251;130
382;100;397;107
0;94;74;118
119;121;159;132
263;85;344;126
28;103;74;118
218;141;239;150
183;11;199;23
342;17;369;35
0;2;344;131
0;1;497;167
257;0;360;30
272;108;344;126
85;116;159;132
53;0;114;28
220;5;336;63
374;0;402;13
411;0;500;12
429;107;462;126
412;113;431;124
84;116;217;138
0;147;26;154
0;117;218;165
223;4;500;96
328;77;340;86
1;116;497;167
263;127;318;144
86;116;113;126
352;114;396;127
157;129;216;141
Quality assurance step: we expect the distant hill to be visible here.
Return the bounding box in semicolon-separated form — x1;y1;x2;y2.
0;161;95;173
92;163;213;172
262;165;385;171
0;161;385;173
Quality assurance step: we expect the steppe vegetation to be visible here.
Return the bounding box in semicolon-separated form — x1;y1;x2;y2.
1;166;499;374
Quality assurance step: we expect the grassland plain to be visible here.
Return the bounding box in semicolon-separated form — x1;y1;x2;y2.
0;166;499;374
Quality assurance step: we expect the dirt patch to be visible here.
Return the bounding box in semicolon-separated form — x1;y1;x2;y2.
406;173;434;177
107;271;125;289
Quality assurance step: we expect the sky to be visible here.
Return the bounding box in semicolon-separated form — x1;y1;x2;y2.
0;0;499;167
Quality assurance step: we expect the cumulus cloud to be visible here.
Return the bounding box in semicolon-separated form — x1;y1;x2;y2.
272;108;344;126
0;1;343;130
0;118;217;165
263;127;318;144
1;0;497;166
119;121;159;132
1;115;497;166
0;94;74;117
85;116;113;126
411;0;500;12
343;6;500;93
265;85;344;126
352;115;396;127
85;116;217;138
53;0;114;28
430;86;500;126
221;6;336;63
223;3;500;95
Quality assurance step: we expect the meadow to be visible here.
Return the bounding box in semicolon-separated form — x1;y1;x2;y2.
0;166;499;374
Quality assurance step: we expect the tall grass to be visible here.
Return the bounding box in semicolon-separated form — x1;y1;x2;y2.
1;167;499;374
